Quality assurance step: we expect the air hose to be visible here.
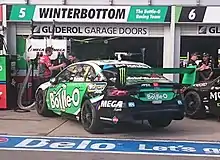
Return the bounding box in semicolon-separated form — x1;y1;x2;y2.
17;63;36;110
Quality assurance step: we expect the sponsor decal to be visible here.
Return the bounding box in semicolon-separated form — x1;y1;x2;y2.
115;64;149;68
99;100;123;109
128;102;135;108
32;24;148;37
0;137;8;143
1;135;220;157
193;82;208;87
25;39;68;60
8;5;170;23
210;92;220;101
141;84;151;87
198;26;220;35
211;86;220;90
177;100;183;105
146;92;168;101
118;67;127;86
49;85;80;111
87;82;107;93
112;116;119;124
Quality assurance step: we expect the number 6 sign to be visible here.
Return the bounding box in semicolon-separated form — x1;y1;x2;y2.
176;6;207;22
188;9;196;20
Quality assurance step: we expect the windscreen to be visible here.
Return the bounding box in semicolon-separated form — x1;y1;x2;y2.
100;64;171;85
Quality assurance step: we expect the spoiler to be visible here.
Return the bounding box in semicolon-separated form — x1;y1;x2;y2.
116;66;197;88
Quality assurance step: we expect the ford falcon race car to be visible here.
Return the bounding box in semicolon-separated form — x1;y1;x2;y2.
35;60;191;134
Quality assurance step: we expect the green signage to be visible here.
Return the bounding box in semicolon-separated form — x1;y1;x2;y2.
0;56;6;81
16;36;26;70
128;6;169;22
7;5;171;23
9;5;35;21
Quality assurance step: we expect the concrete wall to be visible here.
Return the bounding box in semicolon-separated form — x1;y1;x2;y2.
2;0;220;5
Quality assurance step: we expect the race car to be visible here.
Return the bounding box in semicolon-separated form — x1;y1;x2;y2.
35;60;188;133
183;69;220;119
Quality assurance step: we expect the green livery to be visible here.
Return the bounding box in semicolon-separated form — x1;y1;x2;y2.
46;83;89;115
35;60;188;134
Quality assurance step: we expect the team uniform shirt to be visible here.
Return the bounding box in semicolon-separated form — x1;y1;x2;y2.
199;60;214;79
39;55;52;78
187;59;197;67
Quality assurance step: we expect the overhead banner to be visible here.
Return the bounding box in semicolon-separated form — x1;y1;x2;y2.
197;25;220;35
176;6;220;23
7;5;171;23
31;23;149;37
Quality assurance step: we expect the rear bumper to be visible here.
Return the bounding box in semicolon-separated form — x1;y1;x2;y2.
98;104;185;124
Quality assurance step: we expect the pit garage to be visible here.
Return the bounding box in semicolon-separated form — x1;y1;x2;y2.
180;25;220;67
12;22;165;67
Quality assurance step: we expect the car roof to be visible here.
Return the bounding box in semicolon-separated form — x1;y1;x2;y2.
76;60;150;67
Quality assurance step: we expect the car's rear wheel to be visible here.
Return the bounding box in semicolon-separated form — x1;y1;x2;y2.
81;100;103;134
35;89;56;117
148;119;172;128
184;91;206;119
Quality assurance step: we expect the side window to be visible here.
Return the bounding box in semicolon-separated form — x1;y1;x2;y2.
86;67;97;82
57;65;77;82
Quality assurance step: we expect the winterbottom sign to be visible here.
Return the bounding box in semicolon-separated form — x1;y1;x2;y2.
7;5;171;23
176;6;220;23
32;23;149;37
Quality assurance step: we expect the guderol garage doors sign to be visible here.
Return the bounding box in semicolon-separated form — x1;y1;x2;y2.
7;5;171;23
32;23;148;37
197;25;220;35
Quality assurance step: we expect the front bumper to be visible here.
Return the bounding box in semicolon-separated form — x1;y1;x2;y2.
97;98;185;124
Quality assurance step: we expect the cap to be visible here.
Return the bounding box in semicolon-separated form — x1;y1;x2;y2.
203;52;209;57
191;52;199;56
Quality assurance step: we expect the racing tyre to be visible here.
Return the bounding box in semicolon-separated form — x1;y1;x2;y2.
184;91;206;119
148;119;172;128
35;89;56;117
81;100;103;134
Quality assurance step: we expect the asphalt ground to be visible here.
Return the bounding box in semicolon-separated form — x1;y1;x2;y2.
0;110;220;160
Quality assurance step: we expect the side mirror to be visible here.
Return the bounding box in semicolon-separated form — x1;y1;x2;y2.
50;77;57;84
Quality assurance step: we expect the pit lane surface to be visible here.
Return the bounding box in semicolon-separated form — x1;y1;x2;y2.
0;110;220;160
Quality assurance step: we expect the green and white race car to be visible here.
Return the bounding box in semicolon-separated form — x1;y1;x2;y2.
35;60;186;133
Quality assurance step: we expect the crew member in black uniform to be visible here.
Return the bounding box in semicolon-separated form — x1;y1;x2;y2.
199;53;214;81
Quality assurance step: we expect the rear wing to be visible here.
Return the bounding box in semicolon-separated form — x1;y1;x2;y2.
116;66;196;88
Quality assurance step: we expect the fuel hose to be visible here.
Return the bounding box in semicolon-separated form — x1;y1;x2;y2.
17;63;36;110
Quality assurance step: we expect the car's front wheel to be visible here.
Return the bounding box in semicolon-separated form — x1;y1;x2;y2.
148;119;172;128
81;100;103;134
35;89;55;117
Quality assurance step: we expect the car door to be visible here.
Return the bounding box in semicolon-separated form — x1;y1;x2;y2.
46;64;91;115
209;78;220;116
